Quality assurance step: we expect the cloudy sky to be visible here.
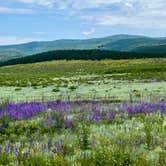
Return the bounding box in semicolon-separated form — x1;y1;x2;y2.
0;0;166;45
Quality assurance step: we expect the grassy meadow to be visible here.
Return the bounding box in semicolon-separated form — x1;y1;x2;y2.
0;58;166;102
0;58;166;165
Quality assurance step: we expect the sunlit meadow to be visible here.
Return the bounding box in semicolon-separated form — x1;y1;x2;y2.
0;59;166;165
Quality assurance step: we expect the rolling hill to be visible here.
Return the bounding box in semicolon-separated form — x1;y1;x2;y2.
1;49;166;67
132;44;166;53
0;34;166;62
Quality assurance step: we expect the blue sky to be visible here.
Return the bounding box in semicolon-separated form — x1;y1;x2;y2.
0;0;166;45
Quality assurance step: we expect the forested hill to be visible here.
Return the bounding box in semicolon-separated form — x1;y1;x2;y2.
0;49;166;66
1;34;166;62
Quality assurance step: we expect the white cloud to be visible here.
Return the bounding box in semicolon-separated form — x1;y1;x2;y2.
78;0;166;28
95;15;166;29
13;0;166;28
0;7;33;14
15;0;166;11
16;0;130;9
82;28;95;36
0;36;39;45
70;0;119;9
17;0;56;8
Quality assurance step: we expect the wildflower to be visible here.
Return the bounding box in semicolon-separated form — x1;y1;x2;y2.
163;146;166;151
23;151;30;158
48;138;52;150
0;146;3;153
117;139;123;146
42;144;47;153
5;142;10;154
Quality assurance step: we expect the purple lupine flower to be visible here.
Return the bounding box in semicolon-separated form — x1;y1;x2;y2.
91;108;101;123
159;103;166;118
0;100;165;124
37;137;41;144
20;139;24;148
4;142;10;154
28;138;33;146
0;146;3;153
5;102;47;120
117;139;123;146
23;151;30;158
47;138;52;150
12;145;19;154
42;144;47;153
54;142;59;147
64;118;74;129
108;113;116;121
163;146;166;151
84;152;88;159
57;145;62;154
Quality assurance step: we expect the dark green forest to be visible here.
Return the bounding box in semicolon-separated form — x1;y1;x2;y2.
0;49;166;66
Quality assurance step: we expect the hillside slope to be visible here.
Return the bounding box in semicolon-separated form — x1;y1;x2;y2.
1;49;166;67
132;44;166;53
0;34;166;62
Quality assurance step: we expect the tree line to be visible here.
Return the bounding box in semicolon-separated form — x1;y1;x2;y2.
0;49;166;66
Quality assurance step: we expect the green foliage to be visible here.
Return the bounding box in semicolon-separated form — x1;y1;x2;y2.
77;116;90;150
143;120;153;149
68;85;77;91
52;88;60;92
0;59;165;88
1;49;166;66
15;88;22;91
133;44;166;54
158;151;166;166
143;114;164;149
0;152;11;165
19;153;68;166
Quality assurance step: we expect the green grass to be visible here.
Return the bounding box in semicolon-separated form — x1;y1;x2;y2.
0;58;165;86
0;58;165;102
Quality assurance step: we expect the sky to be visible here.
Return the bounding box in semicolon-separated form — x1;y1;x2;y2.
0;0;166;45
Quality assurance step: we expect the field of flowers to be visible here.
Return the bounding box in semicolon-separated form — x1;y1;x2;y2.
0;59;165;165
0;100;165;165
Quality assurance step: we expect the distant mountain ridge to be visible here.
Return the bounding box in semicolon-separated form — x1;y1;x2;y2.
0;34;166;62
